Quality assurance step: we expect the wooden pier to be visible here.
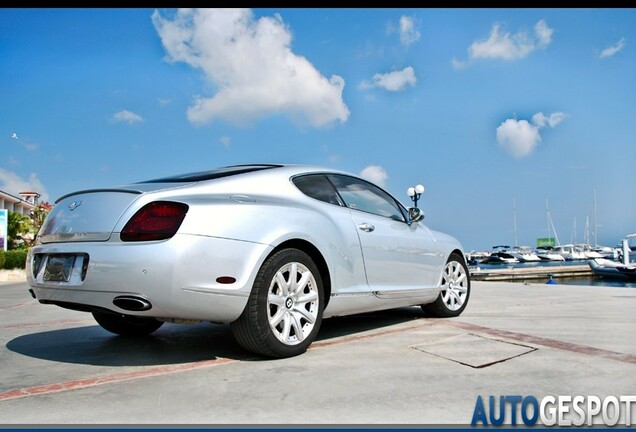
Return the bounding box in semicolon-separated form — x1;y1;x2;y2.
469;264;593;282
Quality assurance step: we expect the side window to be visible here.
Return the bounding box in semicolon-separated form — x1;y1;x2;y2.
292;174;343;206
327;175;406;222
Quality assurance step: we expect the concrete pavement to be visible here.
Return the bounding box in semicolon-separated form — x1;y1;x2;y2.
0;280;634;426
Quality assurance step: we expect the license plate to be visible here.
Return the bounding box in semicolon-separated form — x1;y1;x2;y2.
43;255;77;282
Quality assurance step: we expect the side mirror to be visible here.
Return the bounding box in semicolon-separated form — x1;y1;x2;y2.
408;207;425;223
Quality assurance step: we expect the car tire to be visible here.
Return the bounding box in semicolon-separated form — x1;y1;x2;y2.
422;252;470;317
231;248;324;358
92;311;164;336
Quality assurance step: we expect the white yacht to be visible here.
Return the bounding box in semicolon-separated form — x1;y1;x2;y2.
553;244;587;261
536;247;566;262
510;246;541;262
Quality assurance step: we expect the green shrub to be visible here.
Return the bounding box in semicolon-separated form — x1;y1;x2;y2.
0;251;5;269
3;250;27;269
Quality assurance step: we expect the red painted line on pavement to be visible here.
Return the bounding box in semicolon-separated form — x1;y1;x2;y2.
0;357;238;402
0;302;34;312
0;319;430;402
10;316;631;403
312;319;431;349
445;320;636;365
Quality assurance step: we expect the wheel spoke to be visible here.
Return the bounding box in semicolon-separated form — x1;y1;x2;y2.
290;313;305;342
293;271;311;295
446;287;457;300
275;271;290;296
295;291;318;304
270;308;286;327
446;289;456;304
441;290;450;304
452;263;460;279
268;294;285;306
454;273;466;285
281;314;292;342
289;263;299;293
451;289;462;305
293;306;316;324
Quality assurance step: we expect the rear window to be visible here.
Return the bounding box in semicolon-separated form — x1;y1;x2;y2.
292;174;343;206
140;164;282;183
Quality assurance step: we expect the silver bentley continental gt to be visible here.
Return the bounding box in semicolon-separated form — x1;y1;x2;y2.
26;164;470;358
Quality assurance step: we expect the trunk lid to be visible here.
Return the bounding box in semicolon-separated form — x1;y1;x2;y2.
38;189;143;243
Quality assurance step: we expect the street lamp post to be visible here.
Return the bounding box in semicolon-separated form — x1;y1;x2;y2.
407;184;425;208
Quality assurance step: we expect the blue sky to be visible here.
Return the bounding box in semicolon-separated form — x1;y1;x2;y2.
1;8;635;252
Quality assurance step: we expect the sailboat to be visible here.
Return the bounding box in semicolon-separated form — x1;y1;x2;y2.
508;198;541;262
536;199;565;261
575;191;610;259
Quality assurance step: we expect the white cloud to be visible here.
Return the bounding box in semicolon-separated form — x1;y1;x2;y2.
532;111;566;128
152;8;349;128
600;37;626;59
534;19;553;48
112;110;144;124
496;119;541;158
496;111;566;158
399;16;420;46
386;15;420;47
219;136;231;148
359;66;416;92
0;168;49;202
23;142;37;152
360;165;388;187
451;58;467;70
468;20;553;61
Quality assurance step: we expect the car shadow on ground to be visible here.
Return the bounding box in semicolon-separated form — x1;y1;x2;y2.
6;306;430;366
318;306;427;340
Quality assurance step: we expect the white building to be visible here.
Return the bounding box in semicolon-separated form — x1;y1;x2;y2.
0;189;39;215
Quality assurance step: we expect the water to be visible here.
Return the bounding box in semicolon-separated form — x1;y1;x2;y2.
550;275;636;289
469;260;636;288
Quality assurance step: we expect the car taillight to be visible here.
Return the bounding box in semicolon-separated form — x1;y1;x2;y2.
120;201;189;242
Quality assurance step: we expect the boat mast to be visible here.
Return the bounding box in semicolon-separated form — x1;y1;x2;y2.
592;189;598;247
513;198;518;248
546;199;561;246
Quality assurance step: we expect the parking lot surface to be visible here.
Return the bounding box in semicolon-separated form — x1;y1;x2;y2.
0;280;634;426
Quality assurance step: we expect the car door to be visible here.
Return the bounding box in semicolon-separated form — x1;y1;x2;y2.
327;174;442;293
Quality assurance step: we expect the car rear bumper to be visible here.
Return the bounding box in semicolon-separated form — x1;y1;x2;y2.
27;234;272;323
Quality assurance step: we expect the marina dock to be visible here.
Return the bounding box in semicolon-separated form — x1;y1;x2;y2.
470;263;593;281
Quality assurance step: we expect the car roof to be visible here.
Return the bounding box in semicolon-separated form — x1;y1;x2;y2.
54;164;362;204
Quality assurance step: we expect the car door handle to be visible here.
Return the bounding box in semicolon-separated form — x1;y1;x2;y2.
358;223;375;232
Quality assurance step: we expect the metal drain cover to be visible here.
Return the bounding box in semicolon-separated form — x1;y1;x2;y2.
412;333;536;368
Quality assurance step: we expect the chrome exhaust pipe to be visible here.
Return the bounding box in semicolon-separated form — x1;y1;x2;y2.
113;296;152;312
